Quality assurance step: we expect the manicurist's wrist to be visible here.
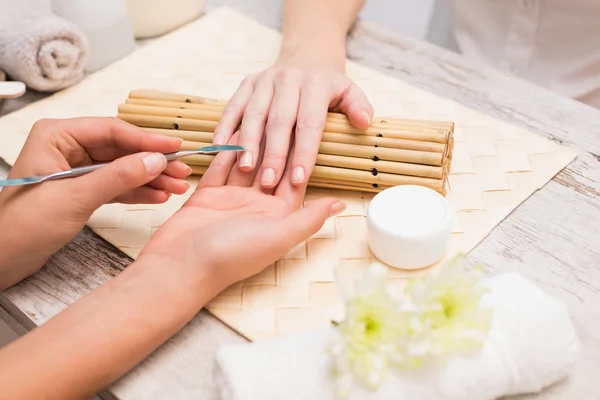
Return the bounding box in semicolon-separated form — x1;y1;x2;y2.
278;37;347;72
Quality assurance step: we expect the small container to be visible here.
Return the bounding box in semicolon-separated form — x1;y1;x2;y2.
366;185;453;270
125;0;206;39
51;0;136;72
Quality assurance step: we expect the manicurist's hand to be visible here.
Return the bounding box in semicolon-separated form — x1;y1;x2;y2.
139;133;347;292
0;117;190;290
212;0;373;191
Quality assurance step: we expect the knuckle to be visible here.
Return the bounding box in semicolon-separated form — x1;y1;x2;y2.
113;158;137;185
266;112;293;130
31;118;56;135
262;151;288;164
292;147;316;163
305;72;327;86
277;68;302;85
241;73;257;86
243;104;267;120
296;116;323;133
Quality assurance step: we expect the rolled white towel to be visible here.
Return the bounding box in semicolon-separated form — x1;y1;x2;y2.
0;0;87;92
215;273;580;400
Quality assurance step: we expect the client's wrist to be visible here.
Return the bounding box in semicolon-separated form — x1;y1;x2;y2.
132;252;225;307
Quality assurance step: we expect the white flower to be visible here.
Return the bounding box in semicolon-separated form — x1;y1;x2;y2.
327;255;493;397
401;254;493;366
327;263;409;397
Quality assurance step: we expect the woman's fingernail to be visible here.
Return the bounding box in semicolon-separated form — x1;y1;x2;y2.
292;166;304;184
361;111;371;126
182;180;191;190
240;151;253;168
213;136;224;145
181;162;193;176
261;168;275;186
143;153;167;175
175;137;184;142
329;200;346;217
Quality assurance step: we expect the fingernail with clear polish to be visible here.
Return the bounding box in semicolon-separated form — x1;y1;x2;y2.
143;153;167;175
292;166;304;184
240;151;253;168
361;111;371;126
261;168;275;186
329;201;346;217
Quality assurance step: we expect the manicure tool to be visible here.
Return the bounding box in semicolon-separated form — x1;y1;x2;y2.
0;145;244;188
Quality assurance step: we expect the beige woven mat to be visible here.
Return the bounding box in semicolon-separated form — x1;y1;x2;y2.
0;7;577;340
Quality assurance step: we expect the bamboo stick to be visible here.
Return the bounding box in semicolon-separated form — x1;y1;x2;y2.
120;114;443;166
177;139;444;179
129;89;226;105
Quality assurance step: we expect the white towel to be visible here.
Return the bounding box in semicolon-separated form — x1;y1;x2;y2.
215;273;580;400
0;0;88;92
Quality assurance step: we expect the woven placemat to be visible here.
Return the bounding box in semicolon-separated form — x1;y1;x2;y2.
0;7;577;340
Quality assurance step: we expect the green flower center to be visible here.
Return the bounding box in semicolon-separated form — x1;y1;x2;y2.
363;315;379;336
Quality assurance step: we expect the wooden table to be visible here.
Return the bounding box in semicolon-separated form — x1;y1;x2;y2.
1;1;599;398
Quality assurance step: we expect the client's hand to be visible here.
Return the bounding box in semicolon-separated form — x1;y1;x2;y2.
212;54;373;191
0;117;190;289
140;135;346;291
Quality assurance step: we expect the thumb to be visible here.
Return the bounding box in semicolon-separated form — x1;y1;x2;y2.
333;83;374;130
70;152;167;212
274;198;346;250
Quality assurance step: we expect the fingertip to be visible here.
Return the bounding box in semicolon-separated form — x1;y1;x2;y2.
238;150;255;171
291;165;306;186
328;199;347;217
347;108;372;130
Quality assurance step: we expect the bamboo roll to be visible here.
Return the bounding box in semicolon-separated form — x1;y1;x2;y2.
121;89;453;196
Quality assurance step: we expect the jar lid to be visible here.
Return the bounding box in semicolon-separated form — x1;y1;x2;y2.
366;185;453;270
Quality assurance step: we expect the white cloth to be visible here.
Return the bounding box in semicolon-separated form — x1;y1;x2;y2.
0;0;88;92
214;273;580;400
451;0;600;109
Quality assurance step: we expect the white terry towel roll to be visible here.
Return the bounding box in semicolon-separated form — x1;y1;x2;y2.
0;0;87;92
215;273;580;400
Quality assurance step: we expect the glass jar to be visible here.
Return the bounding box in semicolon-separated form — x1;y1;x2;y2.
125;0;206;39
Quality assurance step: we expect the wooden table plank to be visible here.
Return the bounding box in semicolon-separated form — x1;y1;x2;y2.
1;1;599;398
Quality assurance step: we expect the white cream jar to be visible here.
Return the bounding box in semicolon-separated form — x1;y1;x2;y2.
366;185;453;270
126;0;206;39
